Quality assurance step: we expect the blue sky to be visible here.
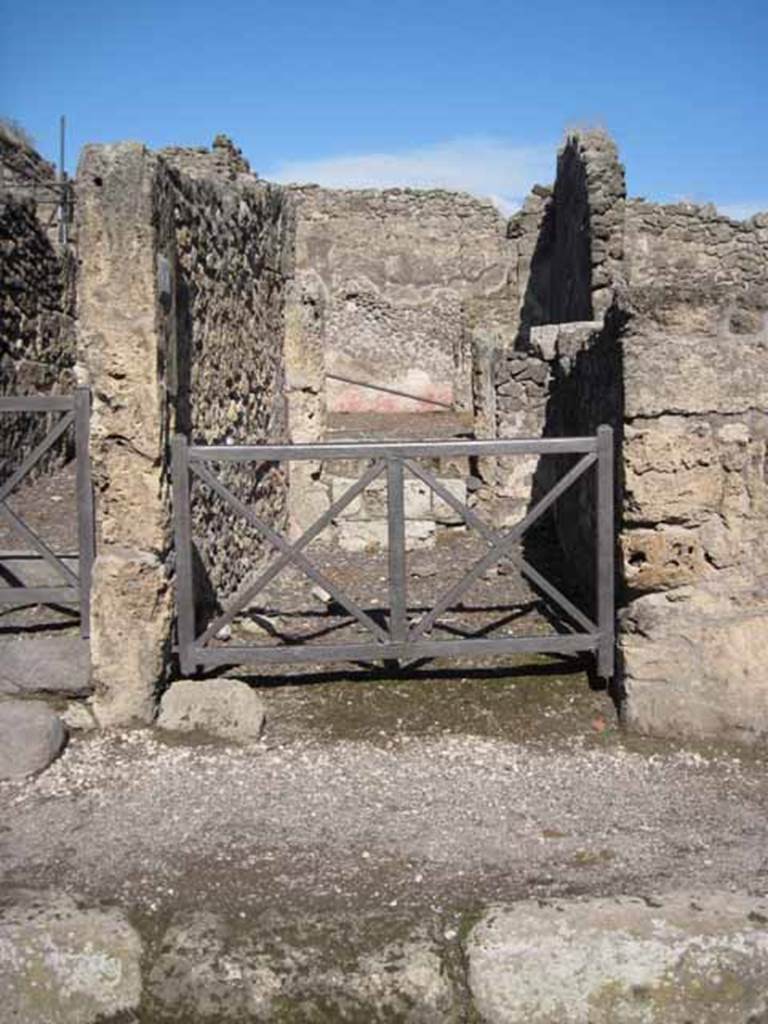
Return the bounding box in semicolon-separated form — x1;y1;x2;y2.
2;0;766;216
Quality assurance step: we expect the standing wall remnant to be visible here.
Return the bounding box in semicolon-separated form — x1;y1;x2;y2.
77;141;292;726
0;127;76;475
284;185;516;544
504;128;768;743
619;199;768;740
288;185;513;414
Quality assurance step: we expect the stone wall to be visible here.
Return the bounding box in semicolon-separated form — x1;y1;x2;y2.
0;122;57;193
619;201;768;741
77;142;292;726
157;149;292;597
482;132;625;524
0;133;75;477
289;186;512;414
507;127;768;742
283;184;515;547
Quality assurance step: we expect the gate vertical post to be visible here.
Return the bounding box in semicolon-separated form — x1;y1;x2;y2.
387;457;407;648
171;434;196;675
596;424;615;680
74;386;95;639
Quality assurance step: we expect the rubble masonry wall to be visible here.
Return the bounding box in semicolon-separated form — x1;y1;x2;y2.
0;131;76;476
77;142;291;725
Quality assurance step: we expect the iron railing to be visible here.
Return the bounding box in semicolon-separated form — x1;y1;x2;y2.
0;388;95;637
172;428;614;679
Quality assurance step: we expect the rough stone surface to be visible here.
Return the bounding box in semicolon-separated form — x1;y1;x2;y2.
89;549;173;727
154;150;292;597
289;185;511;413
146;911;455;1022
501;128;768;742
146;910;281;1020
0;637;91;697
348;936;457;1022
1;129;76;476
467;891;768;1024
618;197;768;739
0;699;65;779
157;678;266;742
0;890;142;1024
77;140;292;723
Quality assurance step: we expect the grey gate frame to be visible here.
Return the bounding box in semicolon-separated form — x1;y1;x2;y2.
0;387;95;638
172;427;614;679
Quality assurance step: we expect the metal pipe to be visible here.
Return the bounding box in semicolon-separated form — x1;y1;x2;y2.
58;115;68;246
326;372;453;410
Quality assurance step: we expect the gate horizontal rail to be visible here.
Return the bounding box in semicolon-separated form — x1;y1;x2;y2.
172;428;614;679
0;387;95;637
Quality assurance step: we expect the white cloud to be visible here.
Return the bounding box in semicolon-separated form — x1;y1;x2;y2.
265;138;555;214
715;201;767;221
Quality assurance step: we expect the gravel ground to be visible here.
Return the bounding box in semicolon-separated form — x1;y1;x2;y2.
2;668;767;958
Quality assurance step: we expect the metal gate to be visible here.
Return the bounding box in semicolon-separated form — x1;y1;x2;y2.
0;387;95;637
172;427;614;680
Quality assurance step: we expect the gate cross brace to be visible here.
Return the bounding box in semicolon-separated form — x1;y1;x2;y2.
0;410;80;589
404;459;597;636
407;452;597;640
191;460;389;646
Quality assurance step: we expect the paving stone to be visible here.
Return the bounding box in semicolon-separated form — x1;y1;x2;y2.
466;891;768;1024
0;891;143;1024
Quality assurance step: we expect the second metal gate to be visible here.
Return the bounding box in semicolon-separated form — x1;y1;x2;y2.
0;387;95;637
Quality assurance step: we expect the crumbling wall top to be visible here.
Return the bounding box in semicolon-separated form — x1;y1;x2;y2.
0;122;56;193
159;134;255;183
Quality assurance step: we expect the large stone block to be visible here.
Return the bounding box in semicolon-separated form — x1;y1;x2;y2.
621;586;768;742
330;476;365;519
157;678;266;743
0;637;91;697
77;143;170;555
90;550;173;727
621;526;708;593
404;479;432;520
0;892;143;1024
623;419;724;526
466;891;768;1024
288;462;331;540
432;478;468;524
404;519;437;549
336;521;389;552
625;331;768;419
147;911;280;1020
